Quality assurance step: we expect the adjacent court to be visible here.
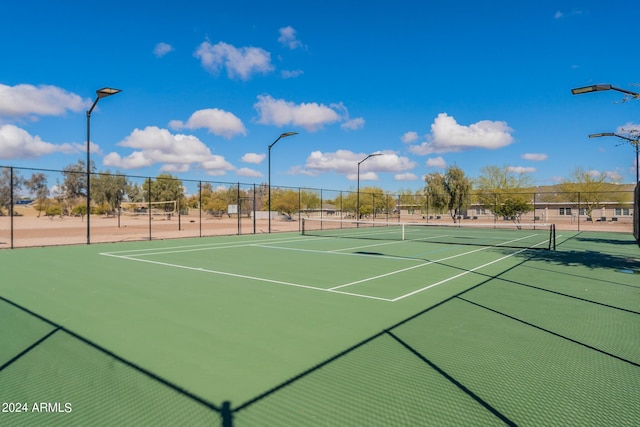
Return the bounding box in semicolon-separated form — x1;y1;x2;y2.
0;222;639;426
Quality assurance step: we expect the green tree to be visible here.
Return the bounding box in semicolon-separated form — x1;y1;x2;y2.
271;188;299;216
146;174;185;212
300;189;321;217
62;160;94;199
559;167;613;221
194;183;232;216
0;168;24;215
125;182;146;203
341;191;357;218
474;165;533;223
397;188;427;216
59;160;95;216
356;186;389;218
424;165;471;223
203;190;229;216
424;173;449;216
91;171;129;213
24;173;49;217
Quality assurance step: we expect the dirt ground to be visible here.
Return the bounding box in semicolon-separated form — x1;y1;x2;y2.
0;207;634;249
0;207;302;248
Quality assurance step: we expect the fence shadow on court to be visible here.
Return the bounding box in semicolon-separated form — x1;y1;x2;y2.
2;237;639;426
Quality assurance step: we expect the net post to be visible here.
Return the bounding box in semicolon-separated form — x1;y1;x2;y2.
552;224;556;250
301;218;305;235
402;223;405;241
220;400;233;427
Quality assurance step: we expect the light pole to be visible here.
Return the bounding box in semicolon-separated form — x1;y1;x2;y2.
357;153;383;220
570;83;639;182
571;84;640;98
86;87;121;244
589;132;640;183
268;132;298;233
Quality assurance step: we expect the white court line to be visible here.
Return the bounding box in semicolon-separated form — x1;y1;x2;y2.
100;251;393;302
100;231;552;303
99;235;323;257
391;249;529;301
328;239;406;252
392;237;551;301
329;245;493;290
329;233;542;291
253;244;420;262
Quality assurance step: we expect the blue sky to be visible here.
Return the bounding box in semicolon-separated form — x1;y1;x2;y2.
1;0;639;193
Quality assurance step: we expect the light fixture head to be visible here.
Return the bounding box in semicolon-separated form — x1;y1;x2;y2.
571;84;612;95
96;87;122;98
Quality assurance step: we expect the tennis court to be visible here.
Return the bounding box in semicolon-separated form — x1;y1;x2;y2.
1;221;639;426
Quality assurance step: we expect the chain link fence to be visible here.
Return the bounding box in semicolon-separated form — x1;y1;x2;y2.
0;166;635;248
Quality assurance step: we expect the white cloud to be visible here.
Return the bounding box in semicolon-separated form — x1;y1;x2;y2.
0;83;88;118
605;171;622;182
241;153;265;164
409;113;513;155
103;126;234;176
281;69;304;79
349;171;378;181
254;95;342;131
401;131;418;144
426;156;446;168
617;123;640;134
278;26;304;49
285;165;318;176
555;10;583;19
302;149;415;179
0;124;74;159
507;166;536;174
341;117;365;131
200;157;236;176
169;108;246;138
395;173;418;181
521;153;548;161
194;41;274;80
154;42;174;58
236;167;262;177
161;163;190;173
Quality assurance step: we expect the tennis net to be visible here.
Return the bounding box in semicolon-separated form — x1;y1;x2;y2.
301;218;556;250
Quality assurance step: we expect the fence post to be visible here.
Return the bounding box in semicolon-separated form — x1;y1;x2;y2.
147;177;152;241
386;194;390;222
298;187;301;231
199;181;203;238
634;184;639;243
237;183;241;235
578;191;581;231
10;167;14;249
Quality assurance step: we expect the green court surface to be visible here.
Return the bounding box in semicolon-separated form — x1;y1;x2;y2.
0;230;639;426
